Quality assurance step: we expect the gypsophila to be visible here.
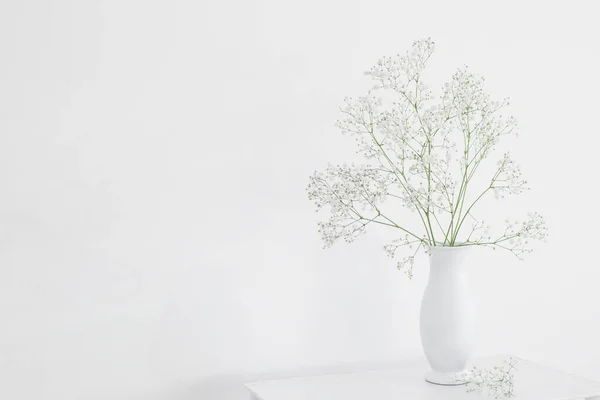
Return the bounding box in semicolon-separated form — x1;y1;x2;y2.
307;38;548;275
456;358;517;399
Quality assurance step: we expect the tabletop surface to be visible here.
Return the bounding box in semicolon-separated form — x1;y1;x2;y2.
245;356;600;400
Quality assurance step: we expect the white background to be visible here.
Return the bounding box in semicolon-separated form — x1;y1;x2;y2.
1;1;599;399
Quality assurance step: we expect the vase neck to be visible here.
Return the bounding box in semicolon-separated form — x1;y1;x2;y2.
428;247;470;282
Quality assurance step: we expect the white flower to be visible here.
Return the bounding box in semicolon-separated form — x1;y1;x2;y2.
459;358;517;398
308;37;546;271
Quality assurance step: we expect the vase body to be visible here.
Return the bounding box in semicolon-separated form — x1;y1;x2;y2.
419;246;475;385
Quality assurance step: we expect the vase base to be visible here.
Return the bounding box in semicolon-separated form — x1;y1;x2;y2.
424;370;467;386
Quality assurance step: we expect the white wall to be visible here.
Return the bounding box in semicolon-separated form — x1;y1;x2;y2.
1;1;599;399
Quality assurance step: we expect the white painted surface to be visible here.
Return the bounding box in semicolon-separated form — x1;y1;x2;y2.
246;356;600;400
1;0;600;399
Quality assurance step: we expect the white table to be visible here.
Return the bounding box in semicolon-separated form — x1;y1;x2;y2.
245;356;600;400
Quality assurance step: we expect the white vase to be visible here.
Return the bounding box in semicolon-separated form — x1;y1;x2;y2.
419;245;475;385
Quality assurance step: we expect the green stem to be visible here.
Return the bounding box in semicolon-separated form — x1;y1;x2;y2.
365;119;433;244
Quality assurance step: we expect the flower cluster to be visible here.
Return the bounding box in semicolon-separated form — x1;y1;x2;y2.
492;153;528;198
307;164;390;247
383;235;426;278
307;38;547;274
460;213;548;260
365;38;435;100
457;358;517;399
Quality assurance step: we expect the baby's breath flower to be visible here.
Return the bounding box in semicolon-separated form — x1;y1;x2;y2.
307;38;547;274
457;358;517;399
